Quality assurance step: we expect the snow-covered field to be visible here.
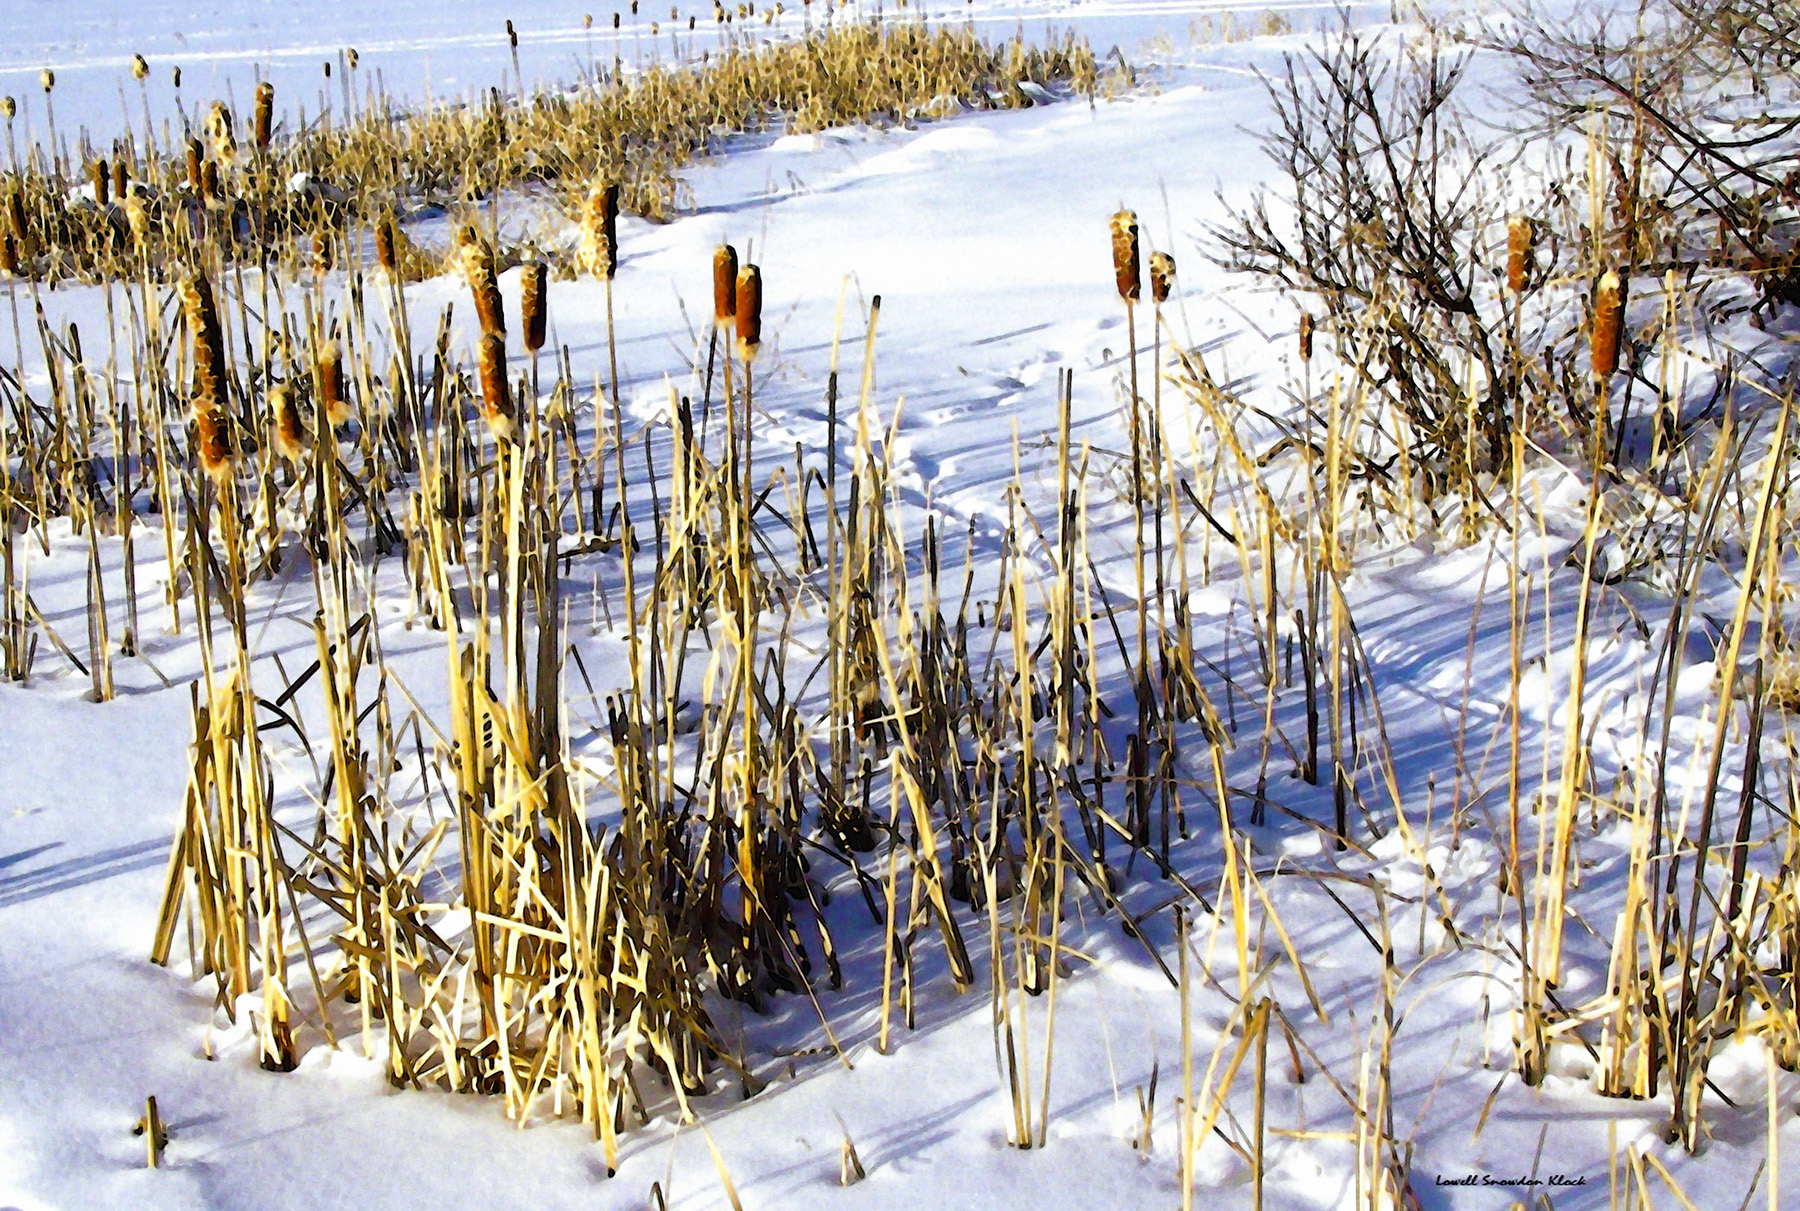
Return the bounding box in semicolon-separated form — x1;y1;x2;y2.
2;2;1797;1209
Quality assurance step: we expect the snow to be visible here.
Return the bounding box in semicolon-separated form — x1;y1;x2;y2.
2;1;1799;1210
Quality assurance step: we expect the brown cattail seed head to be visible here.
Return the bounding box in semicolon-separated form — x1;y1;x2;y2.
39;70;53;93
254;82;275;153
186;139;203;192
112;159;128;198
92;159;109;207
375;215;397;274
0;98;13;121
1506;214;1533;295
580;181;620;280
734;264;762;362
521;260;548;353
200;159;221;206
317;339;351;428
458;225;506;335
1110;208;1140;302
0;232;17;278
477;331;517;443
1298;312;1314;362
182;273;233;479
5;189;25;243
1591;270;1624;380
712;244;738;325
1148;251;1175;305
172;66;181;88
269;384;306;464
132;54;149;81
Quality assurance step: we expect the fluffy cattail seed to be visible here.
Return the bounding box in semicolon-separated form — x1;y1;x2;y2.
132;54;149;81
269;384;307;463
579;180;620;280
92;159;109;207
712;244;738;325
375;214;397;274
477;331;517;443
1298;312;1314;362
254;82;274;153
1148;251;1175;304
1591;270;1624;380
1506;214;1533;295
208;101;236;161
1110;208;1140;302
457;225;506;335
317;339;351;428
521;260;548;353
735;264;762;362
182;273;234;479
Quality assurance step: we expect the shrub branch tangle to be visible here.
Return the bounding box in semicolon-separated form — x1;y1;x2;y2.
1212;27;1513;487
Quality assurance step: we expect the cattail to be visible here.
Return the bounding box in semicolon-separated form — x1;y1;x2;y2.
521;260;548;353
311;229;333;273
712;244;738;325
0;98;13;121
0;232;16;278
375;214;397;274
735;264;762;362
172;66;181;89
1506;214;1533;295
317;339;351;428
1591;270;1624;380
1148;251;1174;304
477;331;516;442
507;19;519;48
132;54;149;81
457;225;506;335
5;189;27;244
208;101;236;162
269;384;307;463
254;82;274;153
1298;311;1314;362
579;180;620;280
200;159;221;206
92;159;110;207
125;197;150;252
186;139;203;192
182;273;234;479
347;48;359;70
112;159;128;200
39;70;53;94
1110;208;1139;302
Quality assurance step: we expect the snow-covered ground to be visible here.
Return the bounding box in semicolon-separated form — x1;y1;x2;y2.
2;2;1798;1210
